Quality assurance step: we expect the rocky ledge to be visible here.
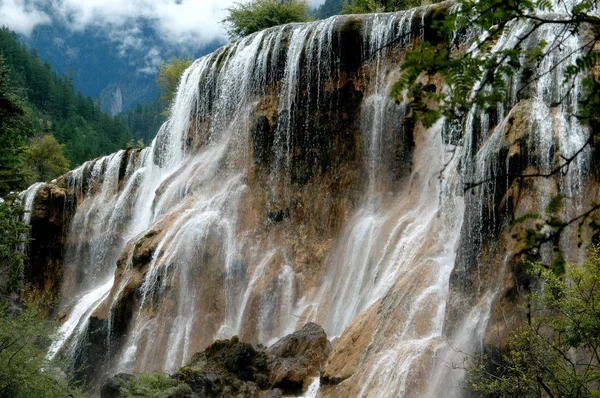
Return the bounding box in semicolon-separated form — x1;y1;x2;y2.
101;323;331;398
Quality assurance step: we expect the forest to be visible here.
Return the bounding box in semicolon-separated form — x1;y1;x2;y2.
0;27;168;190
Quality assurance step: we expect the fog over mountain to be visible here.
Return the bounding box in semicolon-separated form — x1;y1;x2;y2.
0;0;325;111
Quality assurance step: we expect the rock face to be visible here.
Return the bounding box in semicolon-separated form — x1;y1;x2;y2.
22;3;600;397
21;149;142;308
24;184;70;307
320;304;377;385
102;323;330;398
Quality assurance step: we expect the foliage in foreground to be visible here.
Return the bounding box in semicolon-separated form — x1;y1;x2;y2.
466;247;600;397
393;0;600;263
0;197;82;397
0;199;29;296
117;373;191;398
0;303;84;398
394;0;600;128
222;0;310;39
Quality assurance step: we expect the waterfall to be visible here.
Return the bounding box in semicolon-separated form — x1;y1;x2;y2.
20;2;597;396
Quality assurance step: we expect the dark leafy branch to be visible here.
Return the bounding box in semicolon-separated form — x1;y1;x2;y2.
463;132;596;191
392;0;600;272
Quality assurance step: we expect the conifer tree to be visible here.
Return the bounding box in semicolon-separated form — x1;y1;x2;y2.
0;56;32;196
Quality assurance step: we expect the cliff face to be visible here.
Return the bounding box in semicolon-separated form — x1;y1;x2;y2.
22;2;600;396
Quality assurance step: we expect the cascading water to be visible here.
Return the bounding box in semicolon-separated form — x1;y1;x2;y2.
20;2;599;396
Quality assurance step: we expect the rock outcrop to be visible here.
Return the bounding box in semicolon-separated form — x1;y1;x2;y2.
24;184;71;307
101;323;331;398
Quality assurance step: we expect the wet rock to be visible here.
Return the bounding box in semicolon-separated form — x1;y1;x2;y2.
24;184;71;311
268;208;290;223
131;229;161;268
112;324;331;398
593;41;600;84
321;306;377;385
175;336;269;397
259;388;283;398
267;322;332;393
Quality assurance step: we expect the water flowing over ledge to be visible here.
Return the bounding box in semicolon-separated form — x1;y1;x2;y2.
20;2;599;396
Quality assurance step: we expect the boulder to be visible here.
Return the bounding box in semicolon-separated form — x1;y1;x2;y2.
267;322;332;393
104;324;331;398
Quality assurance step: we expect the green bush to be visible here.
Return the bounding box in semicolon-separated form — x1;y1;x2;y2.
23;135;70;185
0;199;29;296
465;247;600;397
222;0;310;39
119;373;191;398
0;303;84;398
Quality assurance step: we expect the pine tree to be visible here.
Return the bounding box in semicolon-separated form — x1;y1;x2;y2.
0;56;33;196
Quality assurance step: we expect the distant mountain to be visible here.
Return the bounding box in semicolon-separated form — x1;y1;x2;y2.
20;22;221;114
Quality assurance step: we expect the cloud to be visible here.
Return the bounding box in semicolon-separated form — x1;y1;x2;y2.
47;0;239;47
2;0;326;44
0;0;325;73
0;0;51;36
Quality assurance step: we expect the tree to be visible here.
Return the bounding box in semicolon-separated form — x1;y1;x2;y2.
222;0;310;39
315;0;345;18
120;98;166;144
393;0;600;255
393;0;600;128
465;248;600;397
0;27;134;167
0;302;84;398
0;199;29;297
156;57;193;107
23;135;70;185
0;56;33;196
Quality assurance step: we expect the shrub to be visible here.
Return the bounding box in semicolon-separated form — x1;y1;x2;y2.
222;0;310;39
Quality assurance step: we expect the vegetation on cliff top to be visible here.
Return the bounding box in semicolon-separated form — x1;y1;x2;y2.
156;57;193;109
222;0;311;39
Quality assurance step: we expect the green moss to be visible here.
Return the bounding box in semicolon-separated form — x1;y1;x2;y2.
215;47;232;74
340;17;363;37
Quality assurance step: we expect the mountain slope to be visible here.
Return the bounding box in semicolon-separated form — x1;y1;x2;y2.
22;22;220;114
0;27;131;167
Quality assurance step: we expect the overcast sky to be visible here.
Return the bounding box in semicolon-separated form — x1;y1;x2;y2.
0;0;326;46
